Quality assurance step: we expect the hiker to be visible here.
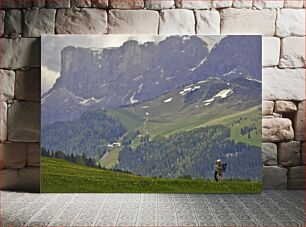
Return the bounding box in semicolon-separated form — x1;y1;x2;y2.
214;159;223;182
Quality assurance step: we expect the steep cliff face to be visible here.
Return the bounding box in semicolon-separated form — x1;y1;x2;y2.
193;35;262;80
54;36;209;101
42;35;261;125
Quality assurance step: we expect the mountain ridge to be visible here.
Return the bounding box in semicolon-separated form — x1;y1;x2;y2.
42;35;261;125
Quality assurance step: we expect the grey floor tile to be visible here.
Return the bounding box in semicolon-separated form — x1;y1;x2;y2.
0;190;304;227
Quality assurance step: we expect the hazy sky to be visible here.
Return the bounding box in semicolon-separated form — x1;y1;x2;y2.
41;35;225;94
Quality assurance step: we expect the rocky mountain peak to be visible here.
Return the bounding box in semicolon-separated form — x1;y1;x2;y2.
42;35;261;125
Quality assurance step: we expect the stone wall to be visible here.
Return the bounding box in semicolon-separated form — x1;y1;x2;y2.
0;0;305;192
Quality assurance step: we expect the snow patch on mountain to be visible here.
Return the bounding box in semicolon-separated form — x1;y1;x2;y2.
215;88;233;98
246;77;262;83
138;83;144;93
79;97;101;106
203;88;233;104
163;97;173;103
179;85;201;96
189;57;206;72
222;69;236;77
197;80;208;84
130;92;138;104
133;75;143;81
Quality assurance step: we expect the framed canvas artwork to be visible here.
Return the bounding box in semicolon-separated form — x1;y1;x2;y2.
41;35;262;193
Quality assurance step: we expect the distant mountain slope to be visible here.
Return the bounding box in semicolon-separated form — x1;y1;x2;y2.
193;35;262;81
42;76;261;160
112;76;261;138
99;106;261;169
42;35;261;125
117;125;262;180
41;110;127;157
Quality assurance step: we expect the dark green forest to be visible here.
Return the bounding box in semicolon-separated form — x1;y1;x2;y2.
117;125;261;180
41;147;97;167
41;108;261;180
41;110;127;158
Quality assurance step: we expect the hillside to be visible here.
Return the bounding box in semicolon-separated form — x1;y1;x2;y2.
107;76;261;143
41;157;261;193
117;125;261;180
41;109;126;157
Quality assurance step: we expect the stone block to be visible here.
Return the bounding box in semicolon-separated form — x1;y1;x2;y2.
284;0;304;8
0;167;40;192
8;102;40;142
262;118;294;142
0;0;32;9
212;0;232;8
0;10;4;35
232;0;253;8
220;9;276;36
262;101;274;116
159;9;195;34
294;101;305;141
4;9;22;34
274;101;297;113
175;0;212;9
262;37;280;67
280;37;305;68
195;10;220;34
46;0;70;8
262;166;287;189
145;0;175;9
0;38;40;69
108;10;159;34
276;9;305;37
253;0;284;8
0;69;15;102
301;142;305;165
71;0;92;7
262;143;277;166
23;9;56;37
278;141;301;167
0;102;7;142
15;68;41;101
32;0;46;8
56;8;107;34
263;68;305;101
288;166;304;189
91;0;108;8
27;143;40;167
0;142;27;169
110;0;144;8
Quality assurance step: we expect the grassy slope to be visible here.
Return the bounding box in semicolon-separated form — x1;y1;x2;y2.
98;146;121;169
41;157;261;193
109;105;261;147
197;107;261;147
108;109;144;133
100;106;261;168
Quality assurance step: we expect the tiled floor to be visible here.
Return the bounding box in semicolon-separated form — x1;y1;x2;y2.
1;190;304;226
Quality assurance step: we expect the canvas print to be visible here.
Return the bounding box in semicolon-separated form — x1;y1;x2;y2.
41;35;262;193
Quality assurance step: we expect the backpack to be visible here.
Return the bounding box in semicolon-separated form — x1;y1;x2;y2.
222;163;227;172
